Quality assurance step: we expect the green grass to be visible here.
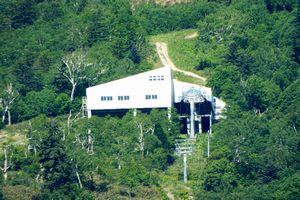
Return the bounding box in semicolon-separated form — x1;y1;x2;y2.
0;122;28;151
150;29;213;86
150;29;210;77
173;71;206;86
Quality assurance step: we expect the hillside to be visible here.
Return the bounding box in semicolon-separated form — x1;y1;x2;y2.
1;0;300;199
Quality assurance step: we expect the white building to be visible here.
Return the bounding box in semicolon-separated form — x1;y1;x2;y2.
86;66;225;134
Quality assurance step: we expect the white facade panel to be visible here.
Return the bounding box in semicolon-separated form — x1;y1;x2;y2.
86;66;173;110
213;97;226;120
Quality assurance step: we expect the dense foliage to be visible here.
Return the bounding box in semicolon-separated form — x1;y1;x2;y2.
193;0;300;199
0;0;151;123
0;0;299;199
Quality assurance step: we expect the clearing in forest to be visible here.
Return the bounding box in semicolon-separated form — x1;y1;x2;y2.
150;29;208;85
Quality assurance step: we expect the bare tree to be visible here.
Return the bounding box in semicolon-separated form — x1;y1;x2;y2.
61;50;107;102
61;51;90;102
0;147;13;181
135;120;155;158
1;83;18;126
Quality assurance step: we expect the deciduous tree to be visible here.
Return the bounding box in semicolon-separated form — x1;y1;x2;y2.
1;83;18;126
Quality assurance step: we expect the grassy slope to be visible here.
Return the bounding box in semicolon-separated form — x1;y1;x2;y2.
150;29;210;85
0;123;27;151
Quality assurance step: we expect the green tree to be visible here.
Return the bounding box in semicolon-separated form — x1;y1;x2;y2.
120;160;152;199
203;158;238;193
38;120;78;199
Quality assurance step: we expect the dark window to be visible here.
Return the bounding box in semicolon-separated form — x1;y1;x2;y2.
146;94;158;100
124;96;130;100
152;95;158;99
101;96;113;101
118;96;123;101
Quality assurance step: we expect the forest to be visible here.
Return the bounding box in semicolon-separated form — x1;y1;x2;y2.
0;0;299;199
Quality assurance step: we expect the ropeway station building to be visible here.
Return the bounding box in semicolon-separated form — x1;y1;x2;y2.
86;66;225;138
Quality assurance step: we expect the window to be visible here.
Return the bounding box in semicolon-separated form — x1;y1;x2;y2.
118;96;124;101
149;75;165;81
118;95;130;101
101;96;113;101
145;94;158;100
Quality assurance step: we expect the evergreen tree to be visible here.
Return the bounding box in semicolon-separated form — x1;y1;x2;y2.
37;120;78;199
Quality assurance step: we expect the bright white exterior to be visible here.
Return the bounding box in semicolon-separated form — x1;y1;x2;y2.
86;66;173;117
86;66;225;119
213;97;226;120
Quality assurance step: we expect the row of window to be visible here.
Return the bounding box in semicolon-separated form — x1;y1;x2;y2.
149;75;164;81
101;95;158;101
118;96;130;101
145;94;158;100
101;96;113;101
101;96;130;101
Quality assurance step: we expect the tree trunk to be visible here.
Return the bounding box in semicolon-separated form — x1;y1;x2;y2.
1;113;5;123
1;148;10;181
137;124;144;158
70;83;76;102
7;109;11;126
75;164;83;189
128;189;132;200
2;106;8;123
87;130;94;154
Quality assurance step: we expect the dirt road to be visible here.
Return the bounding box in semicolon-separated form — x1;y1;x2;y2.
156;42;206;82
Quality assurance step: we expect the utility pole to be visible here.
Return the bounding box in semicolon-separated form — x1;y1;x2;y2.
207;112;212;158
175;138;195;183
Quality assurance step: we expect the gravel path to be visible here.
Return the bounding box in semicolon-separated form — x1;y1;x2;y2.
156;42;206;82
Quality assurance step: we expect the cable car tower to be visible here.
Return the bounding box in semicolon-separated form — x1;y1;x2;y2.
175;138;195;183
182;87;205;139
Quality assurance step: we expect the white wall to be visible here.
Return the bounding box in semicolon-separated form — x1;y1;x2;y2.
86;66;173;111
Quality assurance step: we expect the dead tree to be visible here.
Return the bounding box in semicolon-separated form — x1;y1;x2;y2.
61;50;107;102
27;121;39;155
61;51;90;102
75;164;83;189
87;129;94;154
0;147;12;181
135;121;155;158
67;110;81;137
1;83;18;126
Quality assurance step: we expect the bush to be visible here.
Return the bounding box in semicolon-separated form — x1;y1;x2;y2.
194;59;213;70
